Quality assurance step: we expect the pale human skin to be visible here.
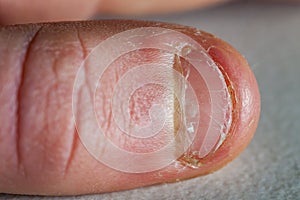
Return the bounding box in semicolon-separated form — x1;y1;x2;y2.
0;0;273;196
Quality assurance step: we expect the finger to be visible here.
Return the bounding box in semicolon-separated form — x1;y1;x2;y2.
0;0;228;25
0;0;101;25
0;20;260;195
98;0;227;15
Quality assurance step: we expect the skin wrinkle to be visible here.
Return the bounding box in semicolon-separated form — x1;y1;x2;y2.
13;24;90;182
43;26;83;178
15;25;42;177
75;26;95;126
63;128;79;177
63;27;87;176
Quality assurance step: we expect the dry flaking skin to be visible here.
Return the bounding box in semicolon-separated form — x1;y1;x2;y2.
173;50;205;170
171;43;235;169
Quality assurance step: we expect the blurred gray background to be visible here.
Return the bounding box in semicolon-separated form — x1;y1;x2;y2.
2;1;300;200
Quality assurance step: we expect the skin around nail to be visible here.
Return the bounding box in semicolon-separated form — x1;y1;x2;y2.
0;20;260;195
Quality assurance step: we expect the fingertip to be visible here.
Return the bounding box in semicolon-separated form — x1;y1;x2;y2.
0;20;260;195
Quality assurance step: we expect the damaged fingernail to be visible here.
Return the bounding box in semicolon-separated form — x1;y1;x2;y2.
72;27;251;173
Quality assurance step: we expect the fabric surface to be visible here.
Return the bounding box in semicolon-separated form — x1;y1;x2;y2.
1;1;300;199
